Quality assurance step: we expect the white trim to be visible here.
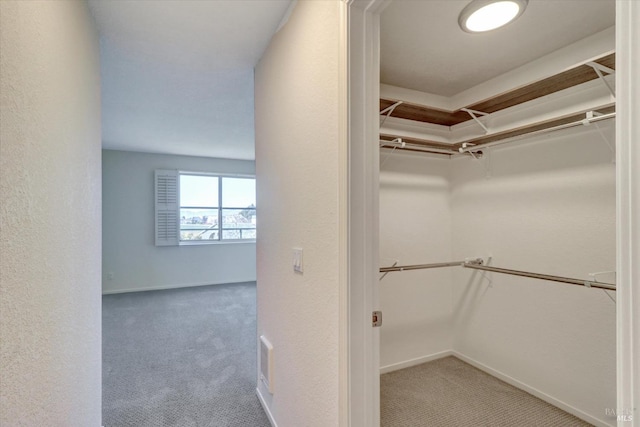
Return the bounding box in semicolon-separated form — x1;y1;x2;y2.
256;388;278;427
616;1;640;425
179;170;255;179
357;4;635;427
452;352;613;427
101;279;255;295
379;350;453;374
346;1;388;425
338;1;349;425
178;239;256;246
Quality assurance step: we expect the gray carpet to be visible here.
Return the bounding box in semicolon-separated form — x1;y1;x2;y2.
381;356;592;427
102;282;270;427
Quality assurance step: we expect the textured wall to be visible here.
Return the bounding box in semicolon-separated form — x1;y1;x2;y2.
254;1;342;425
0;1;102;425
451;123;616;425
379;152;453;370
102;150;256;294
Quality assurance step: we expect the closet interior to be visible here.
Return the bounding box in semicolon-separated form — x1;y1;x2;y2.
378;1;616;426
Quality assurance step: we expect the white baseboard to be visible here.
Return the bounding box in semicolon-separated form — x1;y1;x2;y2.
451;351;614;427
101;279;255;295
256;387;278;427
380;350;453;374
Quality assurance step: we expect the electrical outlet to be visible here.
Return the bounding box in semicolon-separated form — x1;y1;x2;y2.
107;272;114;280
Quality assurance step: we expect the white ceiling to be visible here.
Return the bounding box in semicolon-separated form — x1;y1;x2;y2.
91;0;615;159
89;0;292;160
381;0;615;97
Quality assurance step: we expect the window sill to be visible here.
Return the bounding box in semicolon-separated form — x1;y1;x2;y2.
179;239;256;246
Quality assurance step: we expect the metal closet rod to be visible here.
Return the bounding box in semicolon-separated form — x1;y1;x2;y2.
463;263;616;291
379;260;467;272
380;260;616;291
380;111;616;156
458;111;617;154
379;140;454;155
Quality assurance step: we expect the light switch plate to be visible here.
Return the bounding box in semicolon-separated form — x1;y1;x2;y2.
293;248;303;273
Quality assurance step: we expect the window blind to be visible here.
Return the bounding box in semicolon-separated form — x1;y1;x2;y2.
155;169;179;246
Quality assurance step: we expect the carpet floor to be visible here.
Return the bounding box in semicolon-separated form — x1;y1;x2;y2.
381;356;593;427
102;282;270;427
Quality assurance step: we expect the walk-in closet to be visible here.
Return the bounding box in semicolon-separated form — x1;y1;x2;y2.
377;1;616;425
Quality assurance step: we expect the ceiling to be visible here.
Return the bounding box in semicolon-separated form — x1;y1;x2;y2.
381;0;615;97
89;0;292;160
91;1;615;160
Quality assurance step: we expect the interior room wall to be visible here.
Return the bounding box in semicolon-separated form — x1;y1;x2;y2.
450;123;617;426
378;123;616;425
254;1;344;425
102;149;256;294
0;1;102;424
379;152;453;372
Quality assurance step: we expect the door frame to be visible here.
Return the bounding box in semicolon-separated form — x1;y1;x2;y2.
615;1;639;424
344;1;640;425
344;1;389;426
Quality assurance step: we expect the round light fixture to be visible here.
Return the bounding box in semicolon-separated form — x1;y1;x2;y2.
459;0;528;33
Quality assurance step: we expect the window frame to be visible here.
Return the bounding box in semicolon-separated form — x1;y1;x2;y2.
178;171;256;245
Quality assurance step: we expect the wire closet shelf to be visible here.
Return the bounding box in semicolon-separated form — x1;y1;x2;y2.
379;110;616;157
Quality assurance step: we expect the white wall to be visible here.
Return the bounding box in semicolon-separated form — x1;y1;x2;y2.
0;1;102;425
379;124;616;425
102;149;256;294
254;1;344;425
450;123;616;425
379;152;453;371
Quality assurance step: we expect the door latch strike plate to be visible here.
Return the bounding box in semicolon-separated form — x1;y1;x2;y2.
372;311;382;327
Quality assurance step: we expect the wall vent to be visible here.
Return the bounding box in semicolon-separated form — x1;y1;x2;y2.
260;335;274;394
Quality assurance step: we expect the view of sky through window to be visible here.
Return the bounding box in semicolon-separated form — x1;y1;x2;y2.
179;174;256;241
180;175;219;207
223;177;255;208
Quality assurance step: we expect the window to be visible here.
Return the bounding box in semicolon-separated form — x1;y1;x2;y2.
154;170;256;246
220;177;257;240
179;175;220;241
180;174;256;242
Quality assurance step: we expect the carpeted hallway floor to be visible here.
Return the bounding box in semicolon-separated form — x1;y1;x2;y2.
102;282;270;427
381;356;593;426
105;285;593;426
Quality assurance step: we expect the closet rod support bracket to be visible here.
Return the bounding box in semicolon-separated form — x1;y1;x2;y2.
586;62;616;98
380;101;403;116
461;108;490;134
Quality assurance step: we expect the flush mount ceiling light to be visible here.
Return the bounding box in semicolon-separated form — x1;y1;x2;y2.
459;0;528;33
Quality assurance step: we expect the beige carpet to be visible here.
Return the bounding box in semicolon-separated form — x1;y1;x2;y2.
381;356;592;427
